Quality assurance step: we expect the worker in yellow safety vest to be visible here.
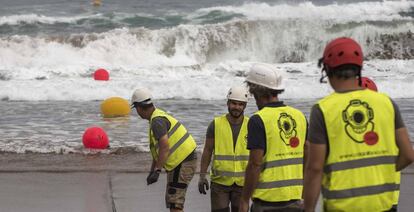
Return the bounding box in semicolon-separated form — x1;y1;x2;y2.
359;76;402;210
131;88;197;212
198;86;250;212
239;63;308;212
303;37;414;212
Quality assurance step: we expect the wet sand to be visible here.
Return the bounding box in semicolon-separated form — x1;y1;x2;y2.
0;152;154;173
0;153;413;211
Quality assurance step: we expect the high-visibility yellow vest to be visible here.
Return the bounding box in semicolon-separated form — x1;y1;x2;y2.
394;172;401;206
149;108;197;171
211;115;249;186
252;106;307;202
318;89;399;211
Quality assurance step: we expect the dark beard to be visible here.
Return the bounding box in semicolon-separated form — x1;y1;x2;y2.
229;109;243;118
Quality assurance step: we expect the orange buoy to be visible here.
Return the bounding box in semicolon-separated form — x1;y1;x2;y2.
94;68;109;81
82;126;109;149
100;97;130;118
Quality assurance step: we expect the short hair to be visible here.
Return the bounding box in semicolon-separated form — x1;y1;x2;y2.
247;82;284;99
328;64;361;80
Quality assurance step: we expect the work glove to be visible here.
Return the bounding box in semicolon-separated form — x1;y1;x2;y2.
147;169;161;185
198;173;209;194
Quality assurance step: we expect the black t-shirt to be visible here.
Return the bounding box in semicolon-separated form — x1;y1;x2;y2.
247;101;309;154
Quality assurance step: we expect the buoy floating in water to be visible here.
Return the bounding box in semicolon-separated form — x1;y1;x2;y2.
100;97;131;118
92;0;102;7
94;68;109;81
82;126;109;149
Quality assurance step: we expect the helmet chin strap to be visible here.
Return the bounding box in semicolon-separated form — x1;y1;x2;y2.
318;57;328;83
319;68;328;83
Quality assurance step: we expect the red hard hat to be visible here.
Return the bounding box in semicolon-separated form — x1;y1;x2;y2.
361;77;378;91
322;37;363;70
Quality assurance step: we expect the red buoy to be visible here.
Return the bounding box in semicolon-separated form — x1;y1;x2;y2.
82;126;109;149
361;77;378;91
94;68;109;81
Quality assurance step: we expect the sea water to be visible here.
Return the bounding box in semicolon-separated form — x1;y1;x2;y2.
1;0;414;153
0;98;413;153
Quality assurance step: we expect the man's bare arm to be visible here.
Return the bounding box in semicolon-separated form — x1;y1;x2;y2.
200;137;214;173
155;134;170;170
304;142;326;212
239;149;264;212
395;128;414;171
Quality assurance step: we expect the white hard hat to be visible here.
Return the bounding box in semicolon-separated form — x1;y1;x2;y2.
227;86;249;102
246;63;284;90
131;88;153;106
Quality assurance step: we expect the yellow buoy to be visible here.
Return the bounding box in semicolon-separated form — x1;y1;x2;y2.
100;97;130;118
92;0;101;7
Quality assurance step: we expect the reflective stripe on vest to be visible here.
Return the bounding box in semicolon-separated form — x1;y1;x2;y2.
322;183;400;199
154;122;183;150
262;158;303;170
256;179;303;189
211;115;249;186
318;90;399;211
169;132;190;154
324;156;396;173
211;169;245;177
149;108;196;171
252;106;307;202
168;122;182;137
214;155;249;161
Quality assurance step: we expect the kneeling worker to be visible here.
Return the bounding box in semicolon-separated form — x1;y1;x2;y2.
131;88;197;212
199;86;250;212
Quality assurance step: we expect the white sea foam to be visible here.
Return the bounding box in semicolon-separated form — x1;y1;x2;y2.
194;1;414;22
1;59;414;101
0;13;103;25
1;1;414;101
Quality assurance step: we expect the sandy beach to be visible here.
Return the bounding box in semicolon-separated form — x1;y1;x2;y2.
0;152;413;212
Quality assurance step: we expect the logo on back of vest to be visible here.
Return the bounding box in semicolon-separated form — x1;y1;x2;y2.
342;99;378;145
277;113;299;148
